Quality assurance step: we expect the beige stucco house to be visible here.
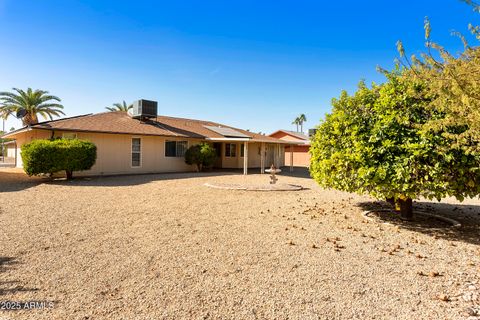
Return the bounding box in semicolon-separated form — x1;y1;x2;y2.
2;110;299;176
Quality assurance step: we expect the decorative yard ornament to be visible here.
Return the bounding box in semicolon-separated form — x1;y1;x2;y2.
269;164;278;185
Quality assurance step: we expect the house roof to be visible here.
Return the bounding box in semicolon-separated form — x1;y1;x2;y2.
2;112;298;144
268;129;310;142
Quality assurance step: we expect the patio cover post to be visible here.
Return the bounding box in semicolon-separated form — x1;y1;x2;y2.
260;142;265;174
290;144;294;172
243;142;248;175
275;144;280;168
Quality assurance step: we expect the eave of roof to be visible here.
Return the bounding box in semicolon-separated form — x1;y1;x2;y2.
1;112;300;144
269;129;309;141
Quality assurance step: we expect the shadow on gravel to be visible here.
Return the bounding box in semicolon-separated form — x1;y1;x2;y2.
46;171;241;188
0;257;39;296
356;201;480;246
0;171;42;193
278;167;311;179
0;167;311;190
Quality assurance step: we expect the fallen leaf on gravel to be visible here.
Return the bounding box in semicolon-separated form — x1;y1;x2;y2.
429;271;440;277
437;294;450;302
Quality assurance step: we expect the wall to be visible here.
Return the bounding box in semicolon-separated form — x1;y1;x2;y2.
285;145;310;167
12;129;200;176
11;130;288;175
6;144;16;158
219;142;284;170
269;131;305;142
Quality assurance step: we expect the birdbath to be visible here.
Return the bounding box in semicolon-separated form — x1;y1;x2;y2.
265;164;282;184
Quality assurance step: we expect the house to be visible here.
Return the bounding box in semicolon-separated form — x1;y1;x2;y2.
268;129;311;167
1;140;17;165
2;102;300;176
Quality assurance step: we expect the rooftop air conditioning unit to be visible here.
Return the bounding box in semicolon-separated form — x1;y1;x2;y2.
131;99;158;119
308;129;317;138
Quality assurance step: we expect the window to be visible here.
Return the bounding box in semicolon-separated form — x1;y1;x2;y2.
165;141;188;157
240;144;244;157
132;138;141;167
225;143;237;157
62;132;77;139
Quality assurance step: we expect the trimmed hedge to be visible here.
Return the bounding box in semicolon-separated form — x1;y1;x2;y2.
184;143;217;171
21;139;97;179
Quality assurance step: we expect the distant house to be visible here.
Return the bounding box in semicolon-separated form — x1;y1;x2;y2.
2;103;300;176
268;130;311;167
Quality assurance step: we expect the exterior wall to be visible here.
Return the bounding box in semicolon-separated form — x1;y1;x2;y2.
269;131;304;142
10;129;287;175
12;129;200;175
269;131;310;168
285;145;310;167
6;144;16;158
219;142;284;169
13;130;51;168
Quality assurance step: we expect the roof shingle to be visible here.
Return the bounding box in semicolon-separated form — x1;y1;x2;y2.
5;111;293;144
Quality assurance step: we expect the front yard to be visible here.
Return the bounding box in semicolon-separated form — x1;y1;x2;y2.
0;169;479;319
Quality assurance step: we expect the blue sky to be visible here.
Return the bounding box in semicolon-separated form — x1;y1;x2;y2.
0;0;478;134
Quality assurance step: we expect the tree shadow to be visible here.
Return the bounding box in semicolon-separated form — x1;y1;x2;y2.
356;201;480;246
0;257;39;296
45;170;242;188
1;167;312;190
0;170;43;193
278;166;312;179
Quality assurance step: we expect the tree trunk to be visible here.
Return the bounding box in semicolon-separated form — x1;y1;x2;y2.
66;170;73;180
397;197;413;220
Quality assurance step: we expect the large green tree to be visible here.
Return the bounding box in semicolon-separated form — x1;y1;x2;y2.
310;72;480;220
0;88;65;125
391;2;480;150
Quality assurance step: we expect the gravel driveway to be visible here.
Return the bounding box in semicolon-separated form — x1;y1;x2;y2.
0;168;479;319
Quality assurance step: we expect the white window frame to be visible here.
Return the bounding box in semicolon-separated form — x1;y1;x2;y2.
225;143;237;157
131;137;142;168
165;140;189;158
62;132;77;139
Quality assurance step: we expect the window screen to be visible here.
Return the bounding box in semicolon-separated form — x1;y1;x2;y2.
132;138;141;167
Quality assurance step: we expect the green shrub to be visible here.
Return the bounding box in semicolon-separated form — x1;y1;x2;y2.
185;143;216;171
21;139;97;179
310;73;480;220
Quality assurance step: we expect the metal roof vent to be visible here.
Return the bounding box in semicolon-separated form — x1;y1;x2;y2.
131;99;158;119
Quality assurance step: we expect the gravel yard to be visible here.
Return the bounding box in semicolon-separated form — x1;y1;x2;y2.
0;168;479;319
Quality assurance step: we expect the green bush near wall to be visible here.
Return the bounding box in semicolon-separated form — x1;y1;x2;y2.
185;143;217;172
21;139;97;179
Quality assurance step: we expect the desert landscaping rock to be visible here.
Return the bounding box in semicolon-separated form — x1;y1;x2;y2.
0;168;479;319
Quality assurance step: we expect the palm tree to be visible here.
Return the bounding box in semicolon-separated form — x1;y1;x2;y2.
292;117;300;132
298;114;307;133
106;101;132;112
0;88;65;126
